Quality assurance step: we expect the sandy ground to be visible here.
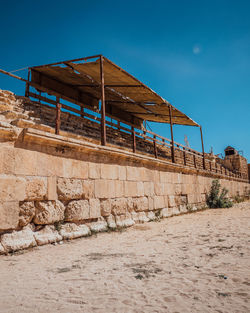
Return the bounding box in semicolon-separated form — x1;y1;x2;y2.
0;202;249;313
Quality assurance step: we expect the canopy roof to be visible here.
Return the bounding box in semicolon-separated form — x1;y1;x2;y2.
30;55;199;127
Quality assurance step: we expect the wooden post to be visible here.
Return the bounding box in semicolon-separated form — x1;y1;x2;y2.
100;56;106;146
169;105;175;163
55;96;61;135
132;126;136;153
153;135;158;158
200;126;206;170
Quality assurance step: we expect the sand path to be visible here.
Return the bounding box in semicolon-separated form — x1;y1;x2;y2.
0;202;249;313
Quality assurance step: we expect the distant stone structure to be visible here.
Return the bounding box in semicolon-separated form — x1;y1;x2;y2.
222;146;248;180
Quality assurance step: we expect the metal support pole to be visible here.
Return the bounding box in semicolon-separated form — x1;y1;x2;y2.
55;96;61;135
153;135;158;158
183;148;186;166
200;126;206;170
100;56;106;146
132;126;136;153
25;69;31;97
169;105;175;163
80;106;84;118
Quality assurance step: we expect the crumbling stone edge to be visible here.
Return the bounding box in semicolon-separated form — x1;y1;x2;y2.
0;203;207;255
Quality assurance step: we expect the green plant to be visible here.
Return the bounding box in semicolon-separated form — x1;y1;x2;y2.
206;179;233;208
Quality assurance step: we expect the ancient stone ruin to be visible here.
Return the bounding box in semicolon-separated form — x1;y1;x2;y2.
0;55;249;254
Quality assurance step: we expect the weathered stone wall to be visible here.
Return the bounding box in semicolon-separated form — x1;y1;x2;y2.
0;89;249;254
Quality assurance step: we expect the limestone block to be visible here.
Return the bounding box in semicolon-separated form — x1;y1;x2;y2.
148;197;154;211
147;211;156;221
34;225;62;246
131;211;140;223
34;200;65;224
201;193;206;203
144;182;154;196
57;178;83;200
126;166;141;181
187;194;197;204
115;214;135;228
160;207;173;218
89;162;100;179
106;215;117;230
100;199;111;217
95;180;115;198
0;103;13;112
154;182;164;196
124;181;138;197
25;177;47;201
1;225;36;252
172;173;182;184
0;242;6;255
137;182;144;197
159;171;171;183
115;180;124;198
47;176;57;200
89;199;101;218
142;168;154;182
89;220;108;233
14;149;38;176
133;197;148;212
118;165;126;180
0;146;15;174
0;120;12;128
19;201;35;227
82;180;94;199
101;164;118;179
154;196;165;210
172;207;180;215
127;197;134;212
179;204;188;213
59;223;90;240
0;177;26;202
111;198;127;215
152;170;160;182
65;200;89;222
0;201;19;231
164;183;175;195
138;212;150;223
174;184;182;195
168;195;176;207
63;159;88;179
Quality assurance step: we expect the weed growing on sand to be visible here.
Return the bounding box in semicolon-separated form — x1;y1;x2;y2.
206;179;233;208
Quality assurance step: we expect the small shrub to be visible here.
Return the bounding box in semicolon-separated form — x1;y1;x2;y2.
206;179;233;208
233;192;244;203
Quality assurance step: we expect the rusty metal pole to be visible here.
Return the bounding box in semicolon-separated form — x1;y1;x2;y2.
169;105;175;163
153;135;158;158
132;126;136;153
55;96;61;135
200;126;206;170
183;148;186;166
25;69;31;97
100;56;106;146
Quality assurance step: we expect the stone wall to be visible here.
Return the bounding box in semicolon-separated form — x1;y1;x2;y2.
0;89;249;254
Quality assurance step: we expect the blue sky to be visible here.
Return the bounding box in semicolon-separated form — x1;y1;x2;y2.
0;0;249;160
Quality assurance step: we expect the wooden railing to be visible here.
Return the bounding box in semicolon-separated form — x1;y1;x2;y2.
28;91;248;182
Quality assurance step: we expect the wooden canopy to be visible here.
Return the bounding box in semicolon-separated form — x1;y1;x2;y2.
30;55;199;128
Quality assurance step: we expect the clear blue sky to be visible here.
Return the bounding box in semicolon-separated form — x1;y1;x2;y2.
0;0;249;160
